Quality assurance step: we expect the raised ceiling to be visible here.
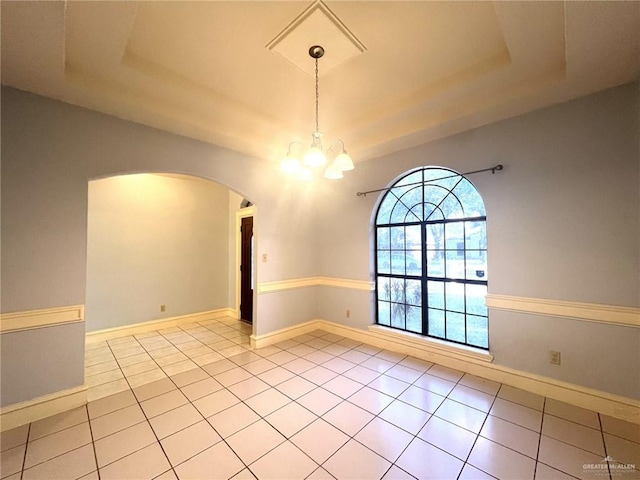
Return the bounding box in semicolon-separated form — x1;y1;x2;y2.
2;1;639;165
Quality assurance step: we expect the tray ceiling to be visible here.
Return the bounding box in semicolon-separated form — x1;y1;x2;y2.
2;1;639;165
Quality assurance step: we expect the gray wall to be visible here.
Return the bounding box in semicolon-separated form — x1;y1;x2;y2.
315;82;640;399
86;174;231;331
0;87;319;406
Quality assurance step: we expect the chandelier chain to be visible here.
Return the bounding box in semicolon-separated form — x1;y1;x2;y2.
315;56;319;133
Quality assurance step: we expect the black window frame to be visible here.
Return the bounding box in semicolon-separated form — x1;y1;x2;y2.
374;167;489;350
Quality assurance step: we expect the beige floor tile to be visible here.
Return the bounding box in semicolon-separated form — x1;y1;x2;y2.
267;350;300;365
379;399;431;435
140;389;188;418
202;358;238;376
99;443;170;480
228;376;270;400
458;374;501;396
297;387;342;416
376;350;407;363
214;366;254;387
382;465;416;480
448;384;496;413
468;436;536;480
193;389;239;418
398;356;433;373
253;345;283;358
301;365;340;386
219;345;250;357
0;424;29;452
88;389;137;419
265;402;317;438
544;399;600;429
601;415;640;443
434;399;488;434
192;352;225;366
154;352;188;367
341;364;380;385
244;388;291;417
385;364;423;384
111;346;146;359
534;462;578;480
324;439;391;480
304;350;335;366
24;423;92;469
249;440;317;480
542;414;604;456
426;364;464;382
1;444;25;478
162;359;199;377
121;360;158;377
498;385;545;411
322;401;374;436
91;404;146;440
276;376;317;400
161;420;221;467
490;398;543;432
22;444;96;480
397;437;464;480
413;373;456;396
458;464;495;480
257;366;296;386
85;360;120;377
481;414;540;459
208;402;260;438
227;419;286;465
94;422;156;468
181;377;224;401
306;338;332;350
321;344;350;356
242;358;278;376
348;386;394;415
116;352;152;367
148;346;180;358
291;419;349;464
85;353;116;367
322;357;356;374
169;367;208;387
307;466;336;480
397;385;445;413
149;403;203;439
537;435;603;479
355;417;413;462
174;442;244;480
29;406;88;441
87;369;124;388
355;343;382;355
339;349;372;365
282;357;317;375
133;377;176;402
605;433;640;470
418;415;478;461
126;368;168;389
360;356;395;373
227;351;263;366
322;375;363;399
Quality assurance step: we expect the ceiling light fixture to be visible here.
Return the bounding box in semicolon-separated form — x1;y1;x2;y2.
281;45;354;180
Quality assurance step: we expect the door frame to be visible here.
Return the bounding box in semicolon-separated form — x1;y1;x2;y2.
235;206;256;332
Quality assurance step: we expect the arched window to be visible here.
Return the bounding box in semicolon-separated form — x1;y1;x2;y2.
375;167;488;349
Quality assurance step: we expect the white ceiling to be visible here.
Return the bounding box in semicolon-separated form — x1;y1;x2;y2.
2;1;639;166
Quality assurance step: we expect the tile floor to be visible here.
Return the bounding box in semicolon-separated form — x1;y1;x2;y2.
1;317;639;480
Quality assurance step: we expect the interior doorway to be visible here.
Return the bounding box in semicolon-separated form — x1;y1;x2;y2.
239;215;254;324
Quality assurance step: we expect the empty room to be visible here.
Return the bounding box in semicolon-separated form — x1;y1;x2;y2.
1;1;639;479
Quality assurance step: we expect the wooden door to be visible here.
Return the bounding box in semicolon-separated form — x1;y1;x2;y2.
240;216;253;324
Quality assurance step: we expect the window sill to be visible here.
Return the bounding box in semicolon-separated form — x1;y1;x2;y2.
367;325;494;363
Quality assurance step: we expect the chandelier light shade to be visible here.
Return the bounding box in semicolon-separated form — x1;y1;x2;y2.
280;45;354;180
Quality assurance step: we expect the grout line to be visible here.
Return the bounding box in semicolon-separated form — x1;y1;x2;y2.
85;403;102;480
18;422;30;480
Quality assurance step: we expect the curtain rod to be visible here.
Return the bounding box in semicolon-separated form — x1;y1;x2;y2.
356;164;504;197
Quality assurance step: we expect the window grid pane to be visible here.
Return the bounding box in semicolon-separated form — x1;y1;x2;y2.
375;167;489;350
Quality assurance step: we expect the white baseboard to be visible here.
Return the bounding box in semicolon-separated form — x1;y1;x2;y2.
0;385;88;432
252;318;639;425
86;308;236;344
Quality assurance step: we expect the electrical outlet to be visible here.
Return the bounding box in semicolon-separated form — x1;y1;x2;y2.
549;351;561;365
262;253;268;262
160;304;166;313
346;309;351;318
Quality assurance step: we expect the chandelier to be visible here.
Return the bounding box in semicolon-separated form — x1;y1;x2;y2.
281;45;354;180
